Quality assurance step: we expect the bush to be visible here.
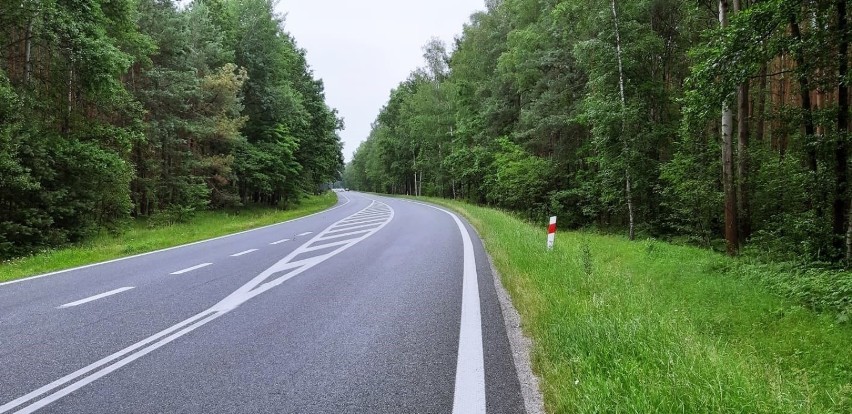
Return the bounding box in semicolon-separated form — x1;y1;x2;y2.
148;204;198;227
733;260;852;323
484;137;553;215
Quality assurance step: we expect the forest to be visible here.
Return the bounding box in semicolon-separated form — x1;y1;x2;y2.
346;0;852;265
0;0;344;260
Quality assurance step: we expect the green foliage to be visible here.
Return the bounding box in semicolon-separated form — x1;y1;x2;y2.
0;0;342;259
746;149;835;262
148;204;200;227
217;0;343;202
351;0;689;227
234;124;303;206
349;0;852;266
0;75;38;256
485;137;553;214
659;136;722;245
53;137;134;237
728;259;852;324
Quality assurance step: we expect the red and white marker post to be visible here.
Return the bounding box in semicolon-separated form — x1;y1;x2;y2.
547;216;557;250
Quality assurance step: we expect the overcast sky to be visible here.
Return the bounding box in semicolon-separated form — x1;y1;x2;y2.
277;0;485;162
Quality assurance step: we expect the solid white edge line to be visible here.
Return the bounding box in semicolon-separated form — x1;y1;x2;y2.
387;197;486;414
0;193;352;288
57;287;135;309
169;263;212;275
230;249;258;257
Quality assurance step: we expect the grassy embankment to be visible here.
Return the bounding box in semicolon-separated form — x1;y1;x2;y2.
0;192;338;283
423;197;852;413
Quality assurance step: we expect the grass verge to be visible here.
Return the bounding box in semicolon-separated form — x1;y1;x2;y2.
0;192;338;283
420;197;852;413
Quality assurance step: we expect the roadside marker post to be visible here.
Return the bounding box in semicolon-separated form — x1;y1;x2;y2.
547;216;556;250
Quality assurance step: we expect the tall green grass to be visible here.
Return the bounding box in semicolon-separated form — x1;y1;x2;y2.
0;193;337;283
425;198;852;413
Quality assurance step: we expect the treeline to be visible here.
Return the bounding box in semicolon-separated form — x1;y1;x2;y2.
346;0;851;264
0;0;343;259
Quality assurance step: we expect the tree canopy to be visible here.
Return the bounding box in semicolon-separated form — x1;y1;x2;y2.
347;0;851;265
0;0;343;259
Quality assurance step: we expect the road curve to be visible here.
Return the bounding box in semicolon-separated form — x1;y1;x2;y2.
0;192;525;413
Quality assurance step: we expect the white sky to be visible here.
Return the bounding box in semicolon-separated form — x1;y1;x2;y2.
277;0;485;162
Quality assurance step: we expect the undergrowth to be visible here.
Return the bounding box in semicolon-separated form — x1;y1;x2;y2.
420;196;852;413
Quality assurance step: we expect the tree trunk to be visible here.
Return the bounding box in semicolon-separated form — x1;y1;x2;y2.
837;0;850;261
64;60;73;136
721;0;739;255
789;15;817;173
847;196;852;267
736;81;751;242
626;171;635;240
734;0;751;242
24;18;33;83
611;0;635;241
756;64;767;144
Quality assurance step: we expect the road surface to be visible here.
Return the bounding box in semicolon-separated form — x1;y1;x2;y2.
0;192;526;413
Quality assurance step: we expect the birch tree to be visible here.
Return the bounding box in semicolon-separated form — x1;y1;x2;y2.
610;0;635;241
720;0;738;255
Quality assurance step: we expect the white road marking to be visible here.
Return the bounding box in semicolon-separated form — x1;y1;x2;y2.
336;217;384;226
334;218;387;228
169;263;212;275
57;287;135;309
451;215;486;414
0;310;214;413
212;201;394;313
302;239;352;253
269;239;290;245
296;232;313;237
324;222;382;234
2;198;395;413
315;229;371;240
9;311;224;414
339;212;387;222
230;249;258;257
394;198;486;414
0;193;352;288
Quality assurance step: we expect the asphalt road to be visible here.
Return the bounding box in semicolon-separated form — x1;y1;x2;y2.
0;192;526;413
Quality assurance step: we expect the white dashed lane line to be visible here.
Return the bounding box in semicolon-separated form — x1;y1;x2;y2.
170;263;212;275
230;249;258;257
58;287;135;309
269;239;290;245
